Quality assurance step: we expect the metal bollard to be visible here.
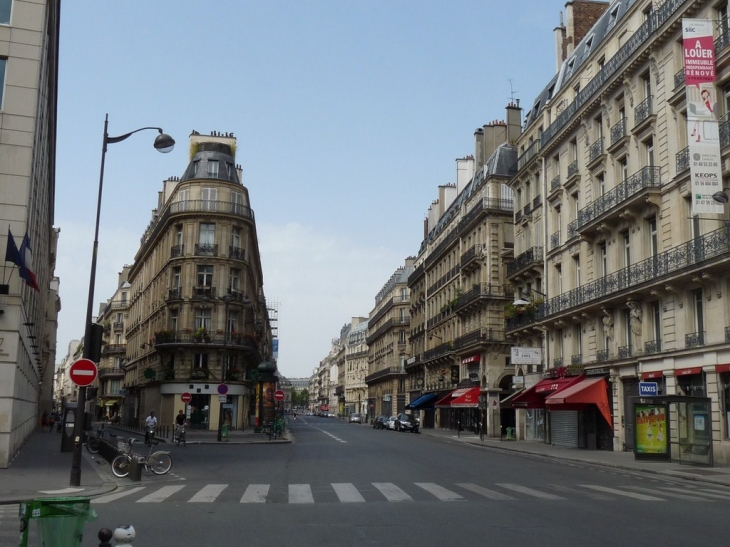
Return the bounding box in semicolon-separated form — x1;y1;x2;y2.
98;528;113;547
129;456;143;482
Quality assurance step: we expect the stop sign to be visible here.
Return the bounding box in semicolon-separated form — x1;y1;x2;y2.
69;358;98;387
274;390;285;402
181;392;192;404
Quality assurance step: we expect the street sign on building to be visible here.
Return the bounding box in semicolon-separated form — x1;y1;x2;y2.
69;358;98;387
639;382;658;396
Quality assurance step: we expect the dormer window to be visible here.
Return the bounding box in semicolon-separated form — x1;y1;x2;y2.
608;3;620;26
208;160;219;177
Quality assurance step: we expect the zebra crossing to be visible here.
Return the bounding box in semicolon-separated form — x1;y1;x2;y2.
90;480;730;505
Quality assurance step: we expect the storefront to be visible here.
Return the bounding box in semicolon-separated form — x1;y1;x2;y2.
405;392;438;428
434;386;480;432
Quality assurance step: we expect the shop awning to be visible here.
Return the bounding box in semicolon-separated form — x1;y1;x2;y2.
509;376;584;409
434;387;472;408
545;377;613;428
450;386;482;408
500;388;525;408
405;392;438;410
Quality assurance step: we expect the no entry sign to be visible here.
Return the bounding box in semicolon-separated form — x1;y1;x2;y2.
181;392;192;404
274;390;285;402
69;358;98;387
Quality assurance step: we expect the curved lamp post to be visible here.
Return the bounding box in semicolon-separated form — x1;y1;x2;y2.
70;114;174;487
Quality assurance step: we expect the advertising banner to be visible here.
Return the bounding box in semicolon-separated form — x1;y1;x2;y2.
511;347;542;365
635;404;668;454
683;18;724;214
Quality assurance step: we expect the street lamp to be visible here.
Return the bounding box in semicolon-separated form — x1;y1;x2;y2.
70;114;174;487
512;288;546;307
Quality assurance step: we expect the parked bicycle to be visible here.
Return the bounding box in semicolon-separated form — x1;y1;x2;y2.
111;437;172;478
173;423;187;446
85;423;106;454
260;416;288;440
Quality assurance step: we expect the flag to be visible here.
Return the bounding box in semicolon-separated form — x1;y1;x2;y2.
18;231;39;291
5;227;21;266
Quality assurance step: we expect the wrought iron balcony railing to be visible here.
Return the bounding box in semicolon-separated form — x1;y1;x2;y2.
550;230;561;250
596;349;609;362
524;203;532;216
543;224;730;319
195;243;218;256
685;331;705;349
455;283;513;311
112;322;124;331
644;339;661;354
673;68;685;90
567;219;578;239
571;354;582;365
533;195;542;209
454;327;505;351
567;160;579;178
171;244;184;258
553;357;563;368
507;246;544;277
610;118;626;146
618;345;632;359
715;25;730;52
576;166;661;230
167;287;183;300
192;286;216;298
634;96;653;126
458;197;514;232
229;246;246;260
588;138;604;163
726;326;730;342
676;147;689;174
550;175;561;193
518;139;541;171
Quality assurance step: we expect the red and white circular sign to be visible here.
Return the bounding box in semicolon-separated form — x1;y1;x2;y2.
69;358;98;387
180;392;192;404
274;390;285;402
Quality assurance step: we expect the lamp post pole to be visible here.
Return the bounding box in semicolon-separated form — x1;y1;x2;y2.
218;294;233;442
70;115;174;487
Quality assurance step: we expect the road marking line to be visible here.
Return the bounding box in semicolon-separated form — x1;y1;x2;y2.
625;486;708;501
415;482;464;501
579;485;665;501
496;483;566;500
332;483;365;503
289;484;314;503
456;483;516;500
92;487;146;504
241;484;269;503
373;482;412;502
136;485;185;503
660;487;730;500
188;484;227;502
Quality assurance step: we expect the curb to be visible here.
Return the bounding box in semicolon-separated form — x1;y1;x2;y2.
0;482;118;506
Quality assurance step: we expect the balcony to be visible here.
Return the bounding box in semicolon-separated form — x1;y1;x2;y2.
523;203;532;216
567;160;579;180
553;357;563;368
685;331;705;349
170;244;184;258
617;345;632;359
542;224;730;320
517;140;541;172
550;231;561;251
571;354;582;366
192;286;216;299
112;321;124;331
608;118;628;152
454;283;513;315
587;137;604;169
726;326;730;343
154;329;259;352
676;147;689;175
194;243;218;257
673;68;685;90
167;287;183;301
633;96;654;133
364;366;406;384
596;349;609;362
423;341;455;362
99;367;124;381
644;339;661;355
506;304;544;331
507;246;544;279
460;244;484;274
229;246;246;261
454;327;505;352
458;197;514;232
533;195;542;210
550;175;561;195
567;219;578;240
576;166;661;236
103;343;126;355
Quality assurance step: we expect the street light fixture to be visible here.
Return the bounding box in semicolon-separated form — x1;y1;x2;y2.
713;188;730;204
512;288;546;307
70;114;174;487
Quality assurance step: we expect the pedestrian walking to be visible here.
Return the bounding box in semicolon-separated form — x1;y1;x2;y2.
40;411;48;431
47;413;55;433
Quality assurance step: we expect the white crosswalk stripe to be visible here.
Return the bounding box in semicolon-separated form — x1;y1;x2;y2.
289;484;314;503
373;482;412;502
136;485;185;503
332;483;366;503
415;482;464;501
496;483;567;500
87;481;730;505
579;485;665;501
189;484;227;502
456;483;517;500
241;484;269;503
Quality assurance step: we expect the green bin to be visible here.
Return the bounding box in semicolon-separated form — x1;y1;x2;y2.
505;427;516;440
19;497;97;547
221;423;229;441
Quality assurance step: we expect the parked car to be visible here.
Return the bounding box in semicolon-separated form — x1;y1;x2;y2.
373;415;388;429
348;413;362;424
386;416;398;430
395;413;419;433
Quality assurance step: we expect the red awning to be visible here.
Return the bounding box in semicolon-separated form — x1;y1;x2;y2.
462;355;480;364
509;376;584;409
641;371;664;380
450;387;482;408
434;387;472;408
676;366;702;376
716;364;730;373
545;377;613;429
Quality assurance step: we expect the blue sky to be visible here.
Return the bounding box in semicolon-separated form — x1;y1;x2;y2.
55;1;561;379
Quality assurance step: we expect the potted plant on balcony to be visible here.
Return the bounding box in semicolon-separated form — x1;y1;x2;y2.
190;367;209;380
155;330;173;343
194;327;210;343
225;367;241;381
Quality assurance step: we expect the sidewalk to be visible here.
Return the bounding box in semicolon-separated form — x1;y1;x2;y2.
104;422;292;445
419;427;730;487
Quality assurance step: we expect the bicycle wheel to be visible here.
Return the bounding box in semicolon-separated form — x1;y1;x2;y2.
111;455;131;478
261;428;270;440
149;453;172;475
86;436;100;454
179;432;186;446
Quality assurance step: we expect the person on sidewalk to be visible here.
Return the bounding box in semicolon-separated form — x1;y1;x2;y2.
47;413;55;433
145;411;158;445
41;411;48;431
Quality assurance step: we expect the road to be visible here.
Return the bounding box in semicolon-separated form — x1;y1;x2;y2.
11;416;730;546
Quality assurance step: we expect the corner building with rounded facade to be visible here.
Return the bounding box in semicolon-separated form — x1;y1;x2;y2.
122;131;272;432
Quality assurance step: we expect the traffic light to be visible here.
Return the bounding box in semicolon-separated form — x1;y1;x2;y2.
86;322;104;363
